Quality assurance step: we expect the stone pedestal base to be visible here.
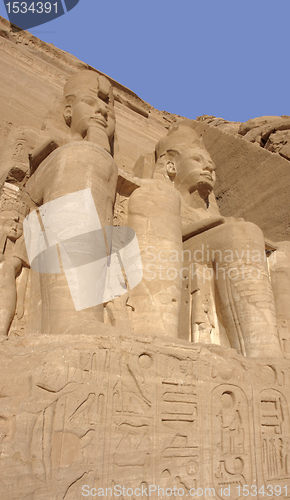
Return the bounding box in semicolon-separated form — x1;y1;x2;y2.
1;329;290;499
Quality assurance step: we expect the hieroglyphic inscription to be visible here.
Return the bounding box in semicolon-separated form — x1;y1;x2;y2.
157;356;199;496
0;17;83;74
0;38;67;84
259;389;290;483
212;385;252;500
0;126;44;185
13;348;110;497
109;352;154;498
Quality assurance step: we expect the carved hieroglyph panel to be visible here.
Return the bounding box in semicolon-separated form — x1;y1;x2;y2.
9;348;111;498
109;351;155;497
0;339;203;499
211;385;252;500
259;389;290;486
156;355;200;497
3;337;290;500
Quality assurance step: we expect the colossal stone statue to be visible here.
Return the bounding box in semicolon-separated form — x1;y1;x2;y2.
24;70;118;335
0;71;287;358
0;183;29;340
129;122;284;358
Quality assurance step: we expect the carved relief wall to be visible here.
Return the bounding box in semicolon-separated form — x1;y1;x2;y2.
2;335;290;498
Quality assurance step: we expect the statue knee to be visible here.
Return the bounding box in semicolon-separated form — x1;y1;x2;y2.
218;220;264;245
211;221;266;267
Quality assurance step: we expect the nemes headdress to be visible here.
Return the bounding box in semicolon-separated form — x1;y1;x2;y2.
155;120;205;160
64;70;114;104
0;183;30;218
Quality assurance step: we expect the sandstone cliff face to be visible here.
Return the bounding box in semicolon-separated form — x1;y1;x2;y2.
0;16;177;178
194;115;290;240
197;114;290;162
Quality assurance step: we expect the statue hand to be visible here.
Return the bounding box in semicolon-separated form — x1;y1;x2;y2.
29;136;62;172
182;216;226;241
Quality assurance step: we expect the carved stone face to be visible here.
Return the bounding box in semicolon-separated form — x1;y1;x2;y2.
0;211;23;241
69;85;115;141
173;146;216;192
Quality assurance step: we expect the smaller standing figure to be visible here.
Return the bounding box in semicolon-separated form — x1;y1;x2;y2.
0;183;29;341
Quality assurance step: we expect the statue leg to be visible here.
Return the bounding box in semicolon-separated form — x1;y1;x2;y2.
210;222;282;357
0;283;16;340
128;181;183;338
268;241;290;352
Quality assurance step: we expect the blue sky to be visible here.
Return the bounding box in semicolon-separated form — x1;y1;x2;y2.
1;0;289;122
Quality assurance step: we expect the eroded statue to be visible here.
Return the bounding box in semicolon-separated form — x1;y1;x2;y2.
0;71;288;360
0;183;29;340
24;70;118;335
128;122;286;358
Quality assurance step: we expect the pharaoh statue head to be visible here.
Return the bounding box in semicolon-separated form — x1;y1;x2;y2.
0;210;23;242
154;121;216;198
63;70;115;155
